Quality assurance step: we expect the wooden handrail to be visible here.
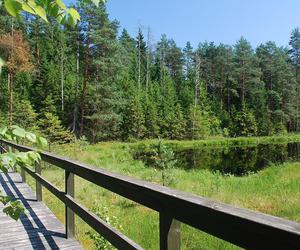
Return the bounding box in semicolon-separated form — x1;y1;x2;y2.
1;139;300;250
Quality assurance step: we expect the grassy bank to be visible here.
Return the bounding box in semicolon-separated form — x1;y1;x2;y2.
128;133;300;152
24;139;300;250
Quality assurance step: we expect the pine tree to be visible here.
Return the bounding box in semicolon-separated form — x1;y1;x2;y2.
79;0;121;141
289;28;300;131
257;42;297;133
13;100;38;131
233;37;262;108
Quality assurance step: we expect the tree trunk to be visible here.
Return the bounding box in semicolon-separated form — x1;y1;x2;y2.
8;73;13;125
72;33;80;134
61;48;64;112
138;36;141;91
79;36;90;136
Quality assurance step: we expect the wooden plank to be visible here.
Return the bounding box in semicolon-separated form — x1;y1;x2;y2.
0;172;82;250
0;235;82;250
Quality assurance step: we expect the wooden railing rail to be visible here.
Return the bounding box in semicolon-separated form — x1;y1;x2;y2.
1;139;300;250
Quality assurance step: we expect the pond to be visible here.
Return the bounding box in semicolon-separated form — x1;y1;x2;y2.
134;143;300;176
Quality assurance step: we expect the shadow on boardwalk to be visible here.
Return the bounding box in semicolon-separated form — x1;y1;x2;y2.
0;172;82;250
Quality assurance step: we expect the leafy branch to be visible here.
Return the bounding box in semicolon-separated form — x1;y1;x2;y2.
0;125;47;220
0;0;106;27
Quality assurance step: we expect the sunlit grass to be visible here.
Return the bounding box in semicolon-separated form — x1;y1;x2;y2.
25;140;300;249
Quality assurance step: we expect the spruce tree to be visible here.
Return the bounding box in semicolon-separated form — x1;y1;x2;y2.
13;100;38;131
143;94;159;138
38;112;74;143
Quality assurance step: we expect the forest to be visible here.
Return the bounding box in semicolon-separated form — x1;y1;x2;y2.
0;1;300;249
1;0;300;143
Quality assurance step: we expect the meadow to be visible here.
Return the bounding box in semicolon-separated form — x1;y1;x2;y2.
25;138;300;249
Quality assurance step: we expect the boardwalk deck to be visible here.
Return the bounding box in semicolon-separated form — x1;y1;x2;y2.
0;172;82;250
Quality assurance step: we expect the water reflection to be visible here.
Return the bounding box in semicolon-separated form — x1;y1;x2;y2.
176;143;300;176
136;143;300;176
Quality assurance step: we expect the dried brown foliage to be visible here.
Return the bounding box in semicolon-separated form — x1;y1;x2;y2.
0;31;34;74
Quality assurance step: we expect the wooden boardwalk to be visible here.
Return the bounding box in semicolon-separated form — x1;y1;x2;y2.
0;172;82;250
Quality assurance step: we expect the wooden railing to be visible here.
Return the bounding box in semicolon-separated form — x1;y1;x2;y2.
1;139;300;250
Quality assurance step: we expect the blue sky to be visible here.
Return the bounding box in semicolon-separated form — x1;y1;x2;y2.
105;0;300;49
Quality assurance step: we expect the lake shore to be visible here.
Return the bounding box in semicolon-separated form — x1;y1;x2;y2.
130;133;300;152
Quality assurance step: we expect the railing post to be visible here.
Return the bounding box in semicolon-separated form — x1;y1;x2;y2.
159;213;181;250
11;147;17;173
35;162;42;201
21;167;26;182
65;170;75;238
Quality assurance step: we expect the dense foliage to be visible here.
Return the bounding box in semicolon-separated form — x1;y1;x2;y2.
1;1;300;142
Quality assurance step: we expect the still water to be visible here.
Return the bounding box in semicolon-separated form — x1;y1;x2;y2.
136;143;300;176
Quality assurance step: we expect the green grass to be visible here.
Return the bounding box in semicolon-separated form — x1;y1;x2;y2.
25;139;300;250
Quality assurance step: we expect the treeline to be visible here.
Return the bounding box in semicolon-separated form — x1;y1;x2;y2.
0;1;300;143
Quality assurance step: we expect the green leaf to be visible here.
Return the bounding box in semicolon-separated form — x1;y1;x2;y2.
34;5;48;22
25;132;36;143
68;8;80;22
56;12;65;23
4;0;22;17
55;0;66;10
3;200;26;221
17;152;29;162
0;57;5;75
0;194;12;205
3;133;12;140
0;127;7;136
37;136;48;148
12;126;26;138
1;152;17;170
27;151;41;163
47;4;60;18
21;1;36;15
